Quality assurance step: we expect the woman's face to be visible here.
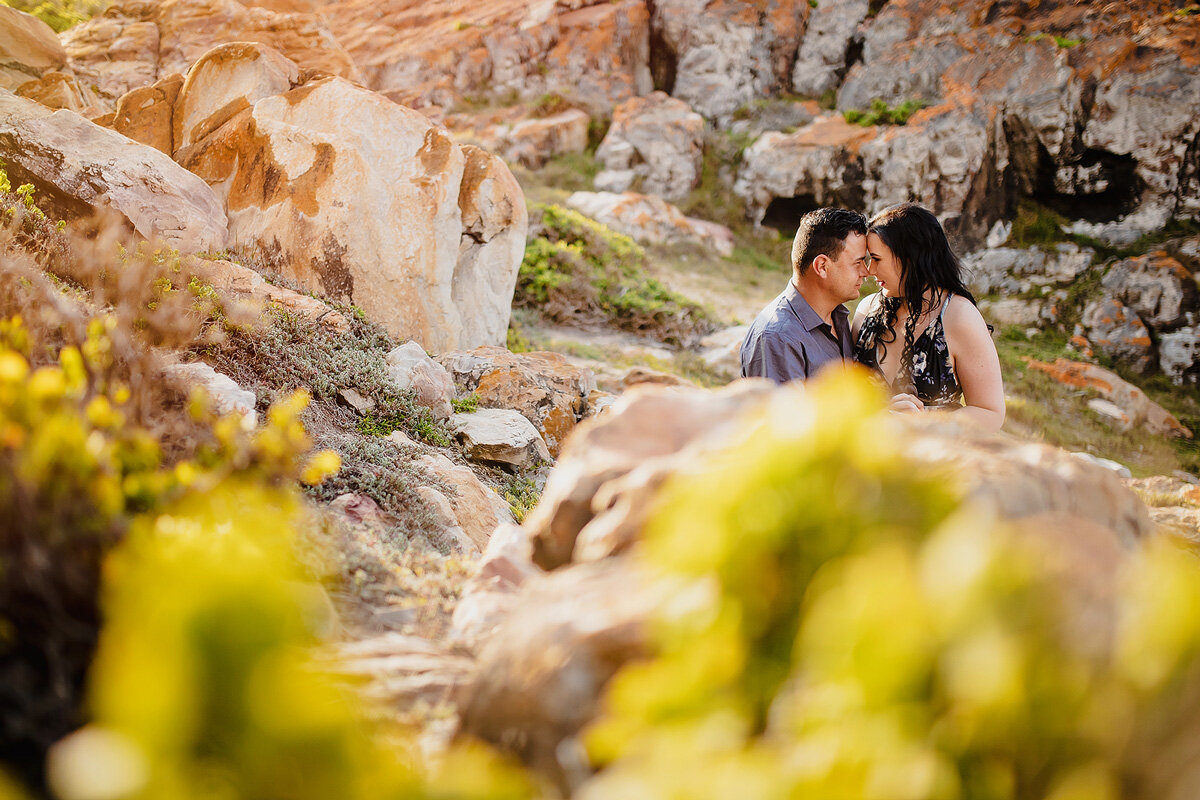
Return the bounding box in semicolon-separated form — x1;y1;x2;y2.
866;232;902;297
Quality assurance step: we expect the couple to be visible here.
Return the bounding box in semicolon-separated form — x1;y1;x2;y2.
740;204;1005;432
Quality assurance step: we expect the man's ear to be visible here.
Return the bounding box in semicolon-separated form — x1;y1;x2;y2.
811;254;829;277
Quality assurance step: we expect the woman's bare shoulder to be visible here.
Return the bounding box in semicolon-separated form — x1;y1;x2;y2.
854;291;884;321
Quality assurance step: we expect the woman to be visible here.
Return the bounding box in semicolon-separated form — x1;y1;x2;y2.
852;203;1005;431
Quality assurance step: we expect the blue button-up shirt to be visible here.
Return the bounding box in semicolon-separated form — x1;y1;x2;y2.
739;282;854;383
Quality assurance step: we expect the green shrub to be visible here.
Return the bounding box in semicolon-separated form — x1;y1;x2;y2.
452;393;480;414
844;98;928;126
516;204;716;346
0;0;107;31
585;370;1200;799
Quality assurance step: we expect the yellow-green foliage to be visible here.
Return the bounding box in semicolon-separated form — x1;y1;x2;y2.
1;0;107;32
844;98;927;126
586;370;1200;799
517;204;715;346
50;479;530;800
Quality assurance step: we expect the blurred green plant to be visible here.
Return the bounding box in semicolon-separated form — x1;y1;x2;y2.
585;370;1200;799
0;0;107;31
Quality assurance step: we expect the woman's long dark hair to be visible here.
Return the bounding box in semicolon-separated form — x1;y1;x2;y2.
863;203;977;390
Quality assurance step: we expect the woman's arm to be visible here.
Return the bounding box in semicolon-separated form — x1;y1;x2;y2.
943;295;1006;431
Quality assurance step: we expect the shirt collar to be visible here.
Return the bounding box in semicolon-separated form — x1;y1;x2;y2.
784;281;848;332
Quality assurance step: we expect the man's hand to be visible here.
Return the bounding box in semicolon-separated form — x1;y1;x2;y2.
888;393;925;414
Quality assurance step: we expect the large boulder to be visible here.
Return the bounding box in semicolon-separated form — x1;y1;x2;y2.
1160;324;1200;387
110;73;184;154
175;44;526;351
60;0;361;110
321;0;652;114
458;109;591;171
0;6;65;91
649;0;809;121
566;191;734;256
1081;296;1156;375
0;92;228;253
594;92;705;202
791;0;870;99
448;408;551;470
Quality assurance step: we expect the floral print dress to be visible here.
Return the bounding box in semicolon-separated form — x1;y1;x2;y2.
854;295;963;409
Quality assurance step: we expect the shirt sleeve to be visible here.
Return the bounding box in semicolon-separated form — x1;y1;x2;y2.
742;330;809;383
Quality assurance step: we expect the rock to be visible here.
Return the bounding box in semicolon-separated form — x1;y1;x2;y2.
963;244;1094;296
594;92;705;202
978;298;1045;329
439;346;595;458
726;98;817;139
188;257;351;332
617;366;694;391
329;492;390;528
335;631;473;709
1025;357;1192;439
449;522;540;649
415;452;513;551
565;191;734;256
1087;398;1132;432
14;72;93;114
733;114;877;223
337;387;375;415
1159;324;1200;386
448;408;551;470
173;41;299;153
61;0;361;109
176;58;527;351
385;342;455;421
457;558;659;790
1081;297;1155;375
697;324;749;381
109;73;184;154
0;92;228;253
649;0;808;121
1101;252;1200;331
790;0;870;99
416;485;480;555
463;109;590;170
163;361;257;426
321;0;652;115
0;6;65;91
1069;451;1133;479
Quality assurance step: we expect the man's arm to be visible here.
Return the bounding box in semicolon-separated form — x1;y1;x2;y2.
742;330;809;383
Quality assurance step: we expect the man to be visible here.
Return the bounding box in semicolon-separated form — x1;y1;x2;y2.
740;207;869;383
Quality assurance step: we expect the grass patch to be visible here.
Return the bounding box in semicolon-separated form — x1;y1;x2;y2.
843;98;927;126
502;474;541;522
516;204;717;346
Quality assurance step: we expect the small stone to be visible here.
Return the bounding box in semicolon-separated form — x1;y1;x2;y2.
338;387;375;415
448;408;551;469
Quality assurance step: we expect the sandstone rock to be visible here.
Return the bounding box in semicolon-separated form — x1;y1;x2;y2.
0;92;228;253
978;298;1045;329
457;558;659;789
1025;357;1192;439
440;346;595;458
337;387;374;415
188;257;351;332
321;0;651;115
111;73;183;154
163;361;257;426
791;0;870;99
173;42;299;152
697;324;750;381
416;452;513;550
13;72;93;114
61;0;360;109
449;522;540;649
1101;252;1200;331
617;366;694;392
335;631;474;709
385;341;455;421
566;191;734;256
448;408;551;470
463;109;590;170
416;485;480;555
650;0;808;121
1160;324;1200;386
594;92;704;202
176;69;526;351
0;6;65;91
1081;297;1155;374
1087;398;1132;432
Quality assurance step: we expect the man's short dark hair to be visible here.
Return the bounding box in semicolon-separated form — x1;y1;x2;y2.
791;208;867;275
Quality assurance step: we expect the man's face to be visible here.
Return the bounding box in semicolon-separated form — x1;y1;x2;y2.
819;232;869;304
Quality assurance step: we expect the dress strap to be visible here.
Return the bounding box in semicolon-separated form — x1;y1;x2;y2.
939;293;952;317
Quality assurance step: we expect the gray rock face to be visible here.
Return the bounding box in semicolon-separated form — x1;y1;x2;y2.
595;92;704;202
386;342;455;421
791;0;869;99
1101;253;1199;331
963;244;1094;297
1082;297;1156;375
0;92;228;253
164;362;257;427
649;0;808;121
449;408;551;469
1160;323;1200;386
